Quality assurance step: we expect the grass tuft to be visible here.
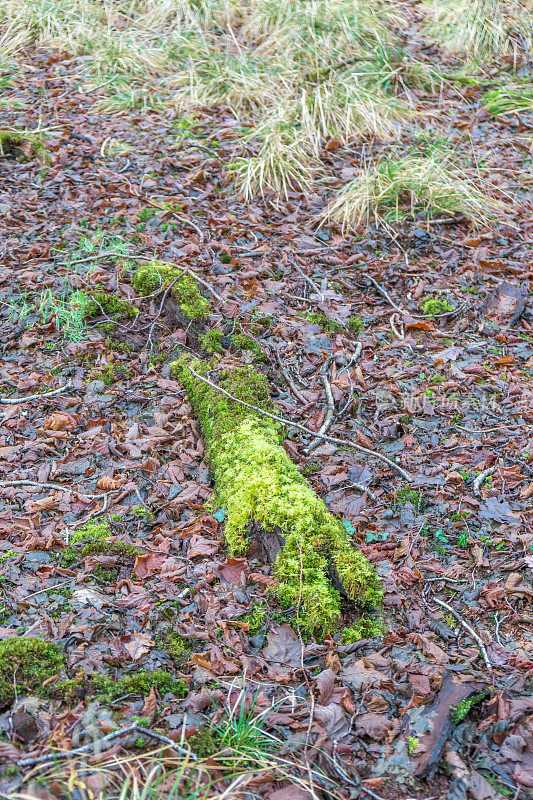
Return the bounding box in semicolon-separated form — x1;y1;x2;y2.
322;154;508;230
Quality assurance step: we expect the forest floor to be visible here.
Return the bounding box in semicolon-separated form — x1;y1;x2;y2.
0;3;532;799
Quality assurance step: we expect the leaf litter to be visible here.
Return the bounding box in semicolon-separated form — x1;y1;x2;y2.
0;3;532;799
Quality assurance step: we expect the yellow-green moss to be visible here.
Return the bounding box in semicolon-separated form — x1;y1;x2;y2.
70;520;111;543
0;129;51;173
91;669;187;701
201;329;224;354
170;357;382;634
421;297;454;316
340;615;384;644
0;637;64;704
132;261;210;320
85;291;138;319
61;522;139;566
230;333;261;354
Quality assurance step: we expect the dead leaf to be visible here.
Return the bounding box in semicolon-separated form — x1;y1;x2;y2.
262;625;303;668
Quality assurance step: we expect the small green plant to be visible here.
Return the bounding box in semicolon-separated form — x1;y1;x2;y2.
305;311;344;335
348;315;364;334
408;735;419;755
323;154;507;230
421;297;455;316
451;692;487;723
0;549;17;562
240;603;267;636
39;288;90;342
457;531;469;548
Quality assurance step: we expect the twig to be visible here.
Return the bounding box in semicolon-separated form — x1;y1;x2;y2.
124;179;206;241
25;579;73;599
304;355;335;455
275;348;309;406
135;727;196;759
433;598;492;672
288;255;324;301
0;480;115;500
473;466;496;497
361;272;467;319
0;382;72;404
188;367;412;481
17;723;141;767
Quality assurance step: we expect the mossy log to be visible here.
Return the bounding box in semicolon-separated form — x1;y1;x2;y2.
172;357;382;634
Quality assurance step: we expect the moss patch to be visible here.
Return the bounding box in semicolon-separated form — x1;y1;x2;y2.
85;291;139;319
132;261;210;320
0;637;64;705
452;691;488;724
171;357;382;634
92;669;187;701
340;615;384;644
201;329;224;354
421;297;455;316
61;521;139;566
0;129;51;172
230;333;261;354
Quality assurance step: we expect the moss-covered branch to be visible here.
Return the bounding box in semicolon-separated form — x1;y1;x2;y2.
171;357;382;634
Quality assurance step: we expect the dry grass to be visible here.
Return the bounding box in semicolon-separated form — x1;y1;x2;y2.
322;154;509;230
424;0;533;60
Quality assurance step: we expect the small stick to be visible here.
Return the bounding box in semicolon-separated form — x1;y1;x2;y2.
433;597;492;672
0;480;115;500
275;349;309;406
287;255;324;301
361;272;467;319
0;382;72;404
17;723;141;767
188;367;412;481
473;466;496;497
135;726;195;759
304;355;335;455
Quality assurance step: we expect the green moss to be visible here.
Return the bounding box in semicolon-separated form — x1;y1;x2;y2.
451;692;487;724
85;291;138;319
170;357;382;634
160;631;191;663
230;333;261;354
340;615;384;644
305;312;344;335
0;637;64;704
348;315;364;334
200;329;224;354
92;669;187;701
396;488;427;510
61;522;139;566
0;129;51;173
240;603;267;635
70;520;111;543
188;727;218;757
131;261;210;320
421;298;455;316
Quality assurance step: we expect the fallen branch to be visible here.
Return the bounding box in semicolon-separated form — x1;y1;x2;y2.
188;366;412;481
0;480;116;500
304;355;335;455
17;722;195;768
0;381;72;404
473;466;496;497
433;598;492;672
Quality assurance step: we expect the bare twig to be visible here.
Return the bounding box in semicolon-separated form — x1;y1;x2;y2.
187;366;412;481
0;381;72;404
433;597;492;672
361;272;467;319
287;255;324;301
17;723;141;767
0;480;115;500
304;355;335;455
135;727;196;759
275;348;309;406
473;466;496;497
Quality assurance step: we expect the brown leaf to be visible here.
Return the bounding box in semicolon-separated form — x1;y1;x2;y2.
44;413;76;431
187;535;220;558
142;687;157;722
315;668;336;704
262;624;303;668
124;631;154;661
0;741;23;761
355;712;399;741
219;558;248;585
96;475;124;490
